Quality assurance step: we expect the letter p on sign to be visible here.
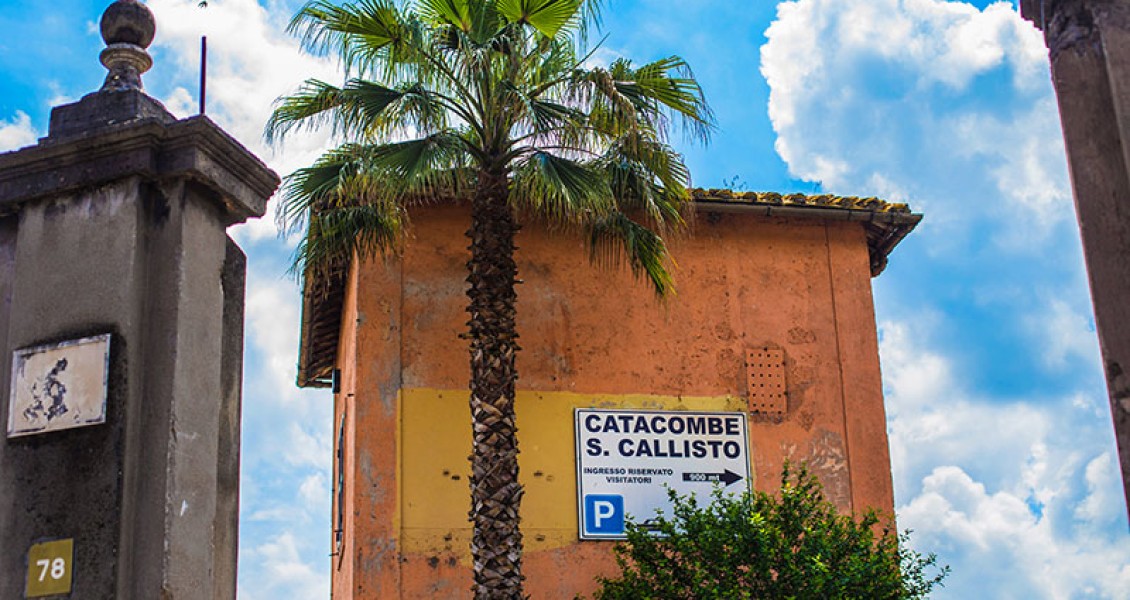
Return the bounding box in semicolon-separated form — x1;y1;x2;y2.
584;494;624;535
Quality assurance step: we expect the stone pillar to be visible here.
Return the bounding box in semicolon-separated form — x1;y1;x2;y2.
0;1;279;598
1021;0;1130;518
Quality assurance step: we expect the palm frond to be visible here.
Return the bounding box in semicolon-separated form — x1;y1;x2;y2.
616;56;715;143
511;151;612;221
365;132;475;195
604;162;686;228
529;36;582;90
504;79;587;139
354;81;452;137
587;211;675;296
570;63;646;136
574;0;603;41
290;0;429;82
416;0;473;30
293;202;406;280
495;0;583;39
268;77;459;145
277;144;370;235
603;131;692;226
289;0;403;58
265;79;345;144
277;135;472;237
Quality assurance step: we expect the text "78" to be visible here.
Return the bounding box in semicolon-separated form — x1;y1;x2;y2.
36;558;65;581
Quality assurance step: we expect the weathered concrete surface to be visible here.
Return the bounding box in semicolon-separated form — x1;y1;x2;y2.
332;255;405;600
0;216;14;416
332;203;895;598
48;87;173;138
0;102;276;598
1;180;141;599
0;112;273;224
215;239;247;598
1021;0;1130;518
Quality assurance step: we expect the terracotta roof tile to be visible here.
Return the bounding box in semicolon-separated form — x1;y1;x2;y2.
688;188;911;213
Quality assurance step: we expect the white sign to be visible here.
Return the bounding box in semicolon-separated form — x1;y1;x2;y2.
7;334;111;438
574;408;751;540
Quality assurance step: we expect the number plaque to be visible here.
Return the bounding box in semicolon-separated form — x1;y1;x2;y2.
25;538;73;597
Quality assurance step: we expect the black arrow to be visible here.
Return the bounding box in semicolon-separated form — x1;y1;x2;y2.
681;469;743;486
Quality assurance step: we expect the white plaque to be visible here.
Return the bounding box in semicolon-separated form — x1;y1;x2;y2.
7;334;111;438
575;408;751;540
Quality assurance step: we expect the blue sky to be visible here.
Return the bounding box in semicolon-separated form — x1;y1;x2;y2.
2;0;1128;597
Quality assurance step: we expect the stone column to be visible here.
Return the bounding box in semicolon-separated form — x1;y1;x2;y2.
1021;0;1130;518
0;1;279;598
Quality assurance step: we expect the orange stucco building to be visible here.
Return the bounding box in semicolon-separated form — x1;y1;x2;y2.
296;190;920;599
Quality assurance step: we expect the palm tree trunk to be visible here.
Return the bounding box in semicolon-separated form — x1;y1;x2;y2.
466;168;524;599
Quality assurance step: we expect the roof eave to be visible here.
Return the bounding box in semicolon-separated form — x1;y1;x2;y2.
692;200;923;276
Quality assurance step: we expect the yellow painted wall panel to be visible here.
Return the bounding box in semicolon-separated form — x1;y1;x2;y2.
400;388;748;559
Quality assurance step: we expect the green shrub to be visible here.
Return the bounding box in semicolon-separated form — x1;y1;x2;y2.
592;463;948;599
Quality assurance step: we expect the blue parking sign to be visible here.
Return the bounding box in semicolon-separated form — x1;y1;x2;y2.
584;494;624;535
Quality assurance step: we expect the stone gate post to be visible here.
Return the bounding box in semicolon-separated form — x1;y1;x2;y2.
1020;0;1130;519
0;1;279;597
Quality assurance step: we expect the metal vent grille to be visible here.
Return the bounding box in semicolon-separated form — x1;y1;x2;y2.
747;348;787;414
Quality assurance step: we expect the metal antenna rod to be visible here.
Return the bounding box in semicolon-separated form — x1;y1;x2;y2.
200;36;207;115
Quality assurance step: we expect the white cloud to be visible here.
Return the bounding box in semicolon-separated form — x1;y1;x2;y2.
245;504;304;523
880;318;1129;598
950;95;1074;242
901;465;1130;599
241;261;333;469
0;111;38;152
1071;392;1106;419
761;0;1071;248
1075;454;1116;524
877;317;952;412
238;257;333;599
283;420;333;470
243;473;328;524
1027;298;1100;371
760;13;1130;595
162;86;197;119
238;532;328;600
299;472;330;509
244;271;306;404
45;80;77;109
881;320;1054;492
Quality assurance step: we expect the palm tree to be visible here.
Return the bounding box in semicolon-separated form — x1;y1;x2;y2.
267;1;712;597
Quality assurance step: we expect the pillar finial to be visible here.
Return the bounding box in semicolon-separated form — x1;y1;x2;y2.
99;0;156;91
